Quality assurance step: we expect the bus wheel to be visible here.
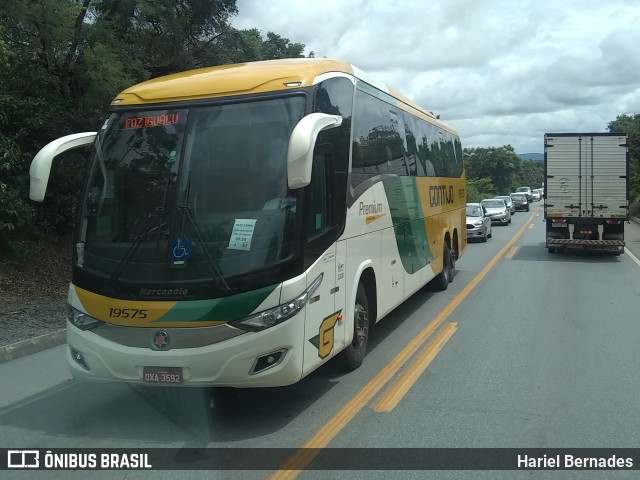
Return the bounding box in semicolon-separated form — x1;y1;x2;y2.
449;246;456;282
433;243;451;291
341;284;370;370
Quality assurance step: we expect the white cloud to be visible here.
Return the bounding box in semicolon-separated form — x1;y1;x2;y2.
233;0;640;153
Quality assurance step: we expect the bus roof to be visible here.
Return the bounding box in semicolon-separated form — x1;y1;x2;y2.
112;58;352;105
111;58;456;134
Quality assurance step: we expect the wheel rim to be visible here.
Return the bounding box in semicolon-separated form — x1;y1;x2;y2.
353;302;368;349
443;249;450;282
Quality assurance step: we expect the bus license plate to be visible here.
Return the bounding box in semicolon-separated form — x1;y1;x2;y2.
143;367;183;384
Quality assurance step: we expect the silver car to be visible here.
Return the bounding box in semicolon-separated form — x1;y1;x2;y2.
495;195;515;214
466;203;492;242
511;192;530;212
481;198;511;225
515;186;533;202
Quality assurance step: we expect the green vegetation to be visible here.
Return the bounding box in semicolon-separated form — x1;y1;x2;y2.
463;145;543;202
608;114;640;214
0;0;306;254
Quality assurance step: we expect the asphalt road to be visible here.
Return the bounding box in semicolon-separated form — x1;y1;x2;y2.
3;204;640;479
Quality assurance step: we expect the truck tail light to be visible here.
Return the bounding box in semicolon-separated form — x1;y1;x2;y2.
605;220;622;225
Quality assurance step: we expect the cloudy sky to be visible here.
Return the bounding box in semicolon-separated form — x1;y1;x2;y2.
232;0;640;154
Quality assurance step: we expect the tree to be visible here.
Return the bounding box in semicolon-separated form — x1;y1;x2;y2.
514;160;543;190
219;28;306;64
261;32;305;60
0;0;310;254
463;145;520;195
0;93;35;252
608;114;640;205
466;177;497;203
93;0;239;76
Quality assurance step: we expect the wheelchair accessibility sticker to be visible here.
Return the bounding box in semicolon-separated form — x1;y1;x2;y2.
171;236;193;265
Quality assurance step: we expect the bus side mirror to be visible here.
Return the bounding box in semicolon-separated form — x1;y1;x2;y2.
29;132;97;202
287;113;342;189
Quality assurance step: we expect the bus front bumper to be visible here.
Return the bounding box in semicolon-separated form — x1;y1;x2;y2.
65;319;305;388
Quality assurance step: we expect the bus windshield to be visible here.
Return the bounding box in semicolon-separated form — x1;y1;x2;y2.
78;96;306;291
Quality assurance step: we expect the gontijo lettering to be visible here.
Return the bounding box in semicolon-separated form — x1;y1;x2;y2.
429;185;455;207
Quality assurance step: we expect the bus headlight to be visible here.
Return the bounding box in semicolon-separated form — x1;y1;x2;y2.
231;274;323;332
68;306;104;330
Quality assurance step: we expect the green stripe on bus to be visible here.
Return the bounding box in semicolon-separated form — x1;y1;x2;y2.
153;284;279;323
383;177;433;274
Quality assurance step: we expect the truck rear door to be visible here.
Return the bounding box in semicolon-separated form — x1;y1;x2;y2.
545;134;627;219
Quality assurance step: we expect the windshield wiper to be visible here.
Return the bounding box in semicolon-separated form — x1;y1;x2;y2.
108;212;169;291
177;170;230;292
108;165;177;290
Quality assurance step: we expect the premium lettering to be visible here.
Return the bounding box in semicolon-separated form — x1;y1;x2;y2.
359;201;383;215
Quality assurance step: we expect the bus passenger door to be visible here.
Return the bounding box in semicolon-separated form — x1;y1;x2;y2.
301;146;345;376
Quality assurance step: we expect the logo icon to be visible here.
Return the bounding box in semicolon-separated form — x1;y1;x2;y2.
171;236;192;263
152;331;170;350
7;450;39;468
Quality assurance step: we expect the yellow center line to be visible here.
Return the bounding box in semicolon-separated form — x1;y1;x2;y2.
373;322;458;412
528;223;534;229
505;246;518;258
268;208;539;480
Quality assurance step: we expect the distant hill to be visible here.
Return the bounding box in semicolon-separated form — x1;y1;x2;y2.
518;153;544;162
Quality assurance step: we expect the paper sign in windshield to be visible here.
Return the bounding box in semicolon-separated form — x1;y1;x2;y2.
228;219;257;251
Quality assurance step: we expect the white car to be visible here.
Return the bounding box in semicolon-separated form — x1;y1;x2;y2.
515;186;533;202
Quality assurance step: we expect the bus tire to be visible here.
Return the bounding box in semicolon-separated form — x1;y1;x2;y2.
341;283;370;370
433;243;452;291
449;245;456;282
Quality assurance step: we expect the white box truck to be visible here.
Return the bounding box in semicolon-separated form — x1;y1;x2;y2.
544;133;628;254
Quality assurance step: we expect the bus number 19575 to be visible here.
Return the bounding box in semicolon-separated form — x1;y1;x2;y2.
109;308;148;319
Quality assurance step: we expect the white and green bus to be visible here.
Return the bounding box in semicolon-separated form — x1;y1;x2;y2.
30;58;466;387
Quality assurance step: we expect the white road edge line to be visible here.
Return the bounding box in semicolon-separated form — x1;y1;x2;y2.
624;247;640;268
